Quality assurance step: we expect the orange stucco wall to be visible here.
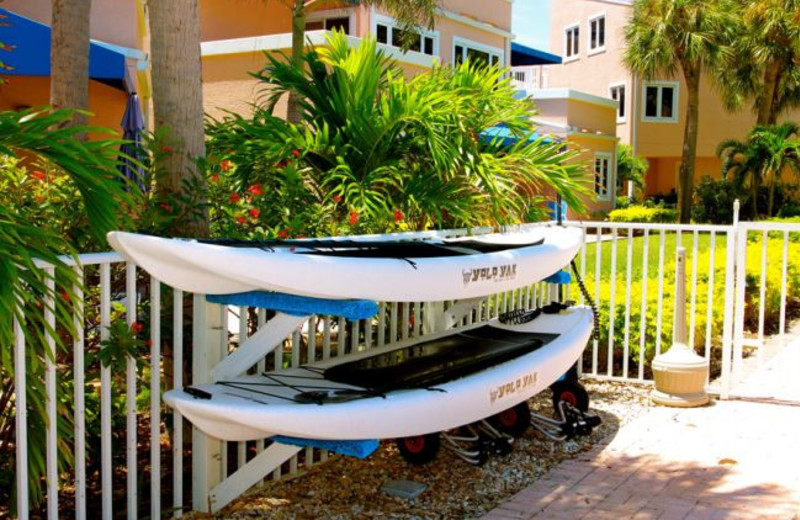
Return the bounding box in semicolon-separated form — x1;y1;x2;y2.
0;75;127;138
546;0;633;146
2;0;142;49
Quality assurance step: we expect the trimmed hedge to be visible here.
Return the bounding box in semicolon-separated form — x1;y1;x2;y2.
608;205;678;224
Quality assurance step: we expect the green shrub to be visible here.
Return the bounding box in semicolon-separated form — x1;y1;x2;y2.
608;205;677;223
573;235;800;375
692;176;742;224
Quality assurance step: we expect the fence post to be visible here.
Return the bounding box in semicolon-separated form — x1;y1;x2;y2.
719;199;741;400
14;313;29;520
191;296;225;513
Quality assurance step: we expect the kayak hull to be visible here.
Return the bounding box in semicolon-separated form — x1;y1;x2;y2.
163;306;593;441
107;228;583;302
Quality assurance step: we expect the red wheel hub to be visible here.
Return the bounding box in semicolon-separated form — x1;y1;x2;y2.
403;436;426;454
498;409;518;427
560;392;578;406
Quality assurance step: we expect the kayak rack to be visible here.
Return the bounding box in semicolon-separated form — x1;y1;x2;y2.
529;401;602;442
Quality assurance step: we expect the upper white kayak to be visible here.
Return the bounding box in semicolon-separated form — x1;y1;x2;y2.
107;227;583;302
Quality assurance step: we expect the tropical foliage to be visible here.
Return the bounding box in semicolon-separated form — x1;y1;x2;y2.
616;144;649;202
205;32;587;238
0;108;131;508
716;0;800;125
623;0;726;223
716;122;800;218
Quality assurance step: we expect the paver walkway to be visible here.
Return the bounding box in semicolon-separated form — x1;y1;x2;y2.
482;341;800;520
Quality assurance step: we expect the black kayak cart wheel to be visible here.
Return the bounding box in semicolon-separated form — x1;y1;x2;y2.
396;433;440;465
551;380;590;418
488;402;531;438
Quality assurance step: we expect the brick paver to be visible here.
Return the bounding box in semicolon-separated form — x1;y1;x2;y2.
481;341;800;520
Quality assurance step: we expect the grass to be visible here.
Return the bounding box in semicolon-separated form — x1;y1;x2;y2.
576;230;730;285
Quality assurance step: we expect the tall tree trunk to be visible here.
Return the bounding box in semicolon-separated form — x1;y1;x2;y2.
50;0;91;139
767;171;776;217
751;179;759;219
286;0;306;124
149;0;208;237
758;61;781;126
677;69;701;224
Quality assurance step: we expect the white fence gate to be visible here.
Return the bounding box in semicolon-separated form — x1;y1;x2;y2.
6;218;800;519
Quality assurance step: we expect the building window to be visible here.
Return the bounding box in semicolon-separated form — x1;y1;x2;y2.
453;38;503;67
643;82;679;122
375;17;436;56
588;15;605;53
610;83;626;123
565;25;580;60
307;14;352;35
594;153;612;199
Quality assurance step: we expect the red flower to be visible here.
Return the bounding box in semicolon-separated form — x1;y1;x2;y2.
278;229;289;239
348;210;359;226
229;193;241;204
292;149;301;158
144;339;153;348
131;321;144;334
161;146;174;153
248;184;263;196
236;216;247;224
31;171;46;181
160;203;171;212
248;208;260;219
276;160;288;169
210;174;219;183
220;160;233;172
393;210;404;223
61;291;70;302
332;195;343;203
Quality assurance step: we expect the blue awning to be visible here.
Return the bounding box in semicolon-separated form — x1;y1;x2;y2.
511;42;562;66
0;8;125;80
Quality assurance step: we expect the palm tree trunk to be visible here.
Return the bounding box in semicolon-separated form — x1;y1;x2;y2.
50;0;91;139
751;180;759;219
149;0;208;237
768;172;776;217
758;61;780;126
287;0;306;124
677;69;700;224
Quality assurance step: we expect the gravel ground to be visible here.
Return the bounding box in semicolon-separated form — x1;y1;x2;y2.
193;380;652;520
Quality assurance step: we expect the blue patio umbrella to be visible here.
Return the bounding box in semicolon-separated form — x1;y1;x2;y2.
118;92;146;192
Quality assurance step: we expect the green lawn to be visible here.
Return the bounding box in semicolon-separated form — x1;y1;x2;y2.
575;230;730;285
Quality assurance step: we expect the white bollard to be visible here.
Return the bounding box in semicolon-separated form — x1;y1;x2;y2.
651;247;710;407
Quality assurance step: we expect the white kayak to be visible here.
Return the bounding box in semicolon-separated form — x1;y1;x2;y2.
107;227;582;302
163;306;593;442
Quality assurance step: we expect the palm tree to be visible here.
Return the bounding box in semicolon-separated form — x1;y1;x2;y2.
0;107;130;508
278;0;441;122
752;122;800;215
148;0;207;236
623;0;726;223
617;144;649;202
716;0;800;125
49;0;91;136
716;122;800;218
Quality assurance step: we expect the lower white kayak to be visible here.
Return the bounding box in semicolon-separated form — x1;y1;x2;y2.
107;227;582;302
163;306;593;442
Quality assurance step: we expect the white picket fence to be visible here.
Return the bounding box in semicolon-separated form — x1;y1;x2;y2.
6;217;800;519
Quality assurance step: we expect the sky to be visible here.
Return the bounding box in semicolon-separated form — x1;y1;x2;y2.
512;0;551;52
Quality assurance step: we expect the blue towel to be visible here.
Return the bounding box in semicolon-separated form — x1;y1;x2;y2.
271;435;379;458
206;291;379;320
544;270;572;284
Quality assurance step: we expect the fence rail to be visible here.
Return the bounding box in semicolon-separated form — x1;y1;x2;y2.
6;217;800;519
